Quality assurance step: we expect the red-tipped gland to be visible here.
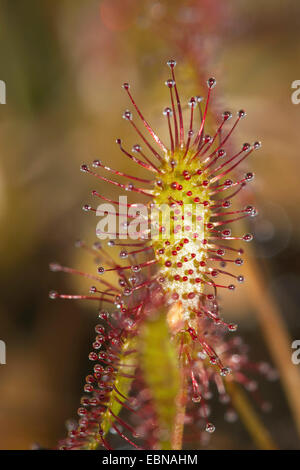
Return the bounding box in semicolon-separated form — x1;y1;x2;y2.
222;110;232;121
165;79;175;88
207;77;216;89
163;107;173;116
123;110;132;120
167;59;177;69
243;233;253;242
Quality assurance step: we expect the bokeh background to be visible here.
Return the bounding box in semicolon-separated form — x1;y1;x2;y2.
0;0;299;449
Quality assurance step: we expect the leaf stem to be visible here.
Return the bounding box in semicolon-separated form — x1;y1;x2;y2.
226;380;277;450
171;368;187;450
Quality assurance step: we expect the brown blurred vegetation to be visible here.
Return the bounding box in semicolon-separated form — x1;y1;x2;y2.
0;0;299;449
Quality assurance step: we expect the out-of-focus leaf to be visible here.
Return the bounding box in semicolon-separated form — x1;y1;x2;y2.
139;309;180;450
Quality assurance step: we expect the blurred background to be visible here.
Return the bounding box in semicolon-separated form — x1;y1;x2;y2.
0;0;299;449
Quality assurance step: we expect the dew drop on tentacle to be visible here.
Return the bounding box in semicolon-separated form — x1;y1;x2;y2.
49;290;59;300
49;262;61;272
254;141;262;150
245;172;254;181
220;367;232;377
123;288;132;296
205;422;216;433
119;250;128;259
207;77;216;89
132;265;141;273
167;59;177;68
222;110;232;121
163;107;173;116
243;233;253;242
192;394;202;403
123;109;132;121
227;323;238;333
165;79;175;88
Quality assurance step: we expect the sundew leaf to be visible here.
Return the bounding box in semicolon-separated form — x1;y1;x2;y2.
87;335;138;450
139;309;180;450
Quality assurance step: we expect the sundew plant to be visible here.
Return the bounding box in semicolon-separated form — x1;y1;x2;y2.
50;60;276;450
